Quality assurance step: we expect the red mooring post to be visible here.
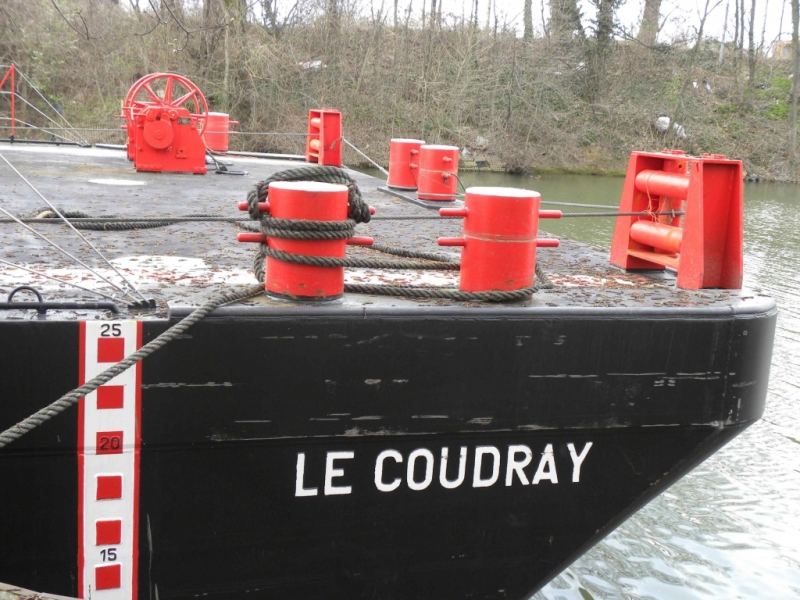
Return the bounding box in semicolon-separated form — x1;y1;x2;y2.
610;150;743;289
237;181;375;300
306;110;343;166
437;187;560;292
417;145;460;201
203;112;238;152
387;138;425;190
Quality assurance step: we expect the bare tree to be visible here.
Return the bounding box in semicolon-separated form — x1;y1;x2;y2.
747;0;756;99
548;0;584;40
524;0;533;39
791;0;799;166
636;0;662;46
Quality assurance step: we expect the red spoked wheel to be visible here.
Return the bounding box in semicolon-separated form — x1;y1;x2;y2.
123;73;209;135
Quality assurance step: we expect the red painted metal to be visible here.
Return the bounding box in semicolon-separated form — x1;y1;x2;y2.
132;105;207;174
305;110;342;166
634;170;690;200
204;112;238;152
387;139;425;190
417;145;460;201
122;73;208;164
267;181;349;300
610;150;744;289
0;64;15;139
629;221;683;255
436;187;560;292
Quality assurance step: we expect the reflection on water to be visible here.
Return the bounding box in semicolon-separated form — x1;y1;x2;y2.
366;168;800;598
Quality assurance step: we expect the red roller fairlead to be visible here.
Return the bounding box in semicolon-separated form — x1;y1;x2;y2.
203;112;239;152
387;139;425;190
437;187;560;292
610;150;744;289
417;145;460;201
306;110;343;166
264;181;350;300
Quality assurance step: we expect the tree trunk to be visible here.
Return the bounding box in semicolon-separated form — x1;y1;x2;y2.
747;0;756;101
548;0;584;41
636;0;662;46
791;0;799;169
524;0;533;39
718;0;729;63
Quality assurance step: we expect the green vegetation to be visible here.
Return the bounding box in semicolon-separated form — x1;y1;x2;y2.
0;0;796;180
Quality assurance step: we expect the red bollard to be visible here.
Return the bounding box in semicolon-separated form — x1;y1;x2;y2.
306;110;342;167
387;138;425;190
437;187;560;292
417;145;460;201
203;112;238;152
251;181;350;300
610;150;743;289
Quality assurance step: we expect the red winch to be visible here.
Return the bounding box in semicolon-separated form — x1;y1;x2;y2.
438;187;561;292
120;73;210;174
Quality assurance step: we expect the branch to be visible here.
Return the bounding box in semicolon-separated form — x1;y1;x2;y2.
49;0;91;40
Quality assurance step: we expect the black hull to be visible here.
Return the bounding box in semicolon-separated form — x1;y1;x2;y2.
0;300;776;599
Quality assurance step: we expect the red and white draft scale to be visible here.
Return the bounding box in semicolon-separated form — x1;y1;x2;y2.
78;321;142;600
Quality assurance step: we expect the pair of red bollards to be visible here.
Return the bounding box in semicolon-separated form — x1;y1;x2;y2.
237;182;559;301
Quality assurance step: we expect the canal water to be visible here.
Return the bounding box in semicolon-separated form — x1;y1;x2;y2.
449;172;800;600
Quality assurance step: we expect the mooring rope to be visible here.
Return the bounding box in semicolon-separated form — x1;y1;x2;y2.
246;167;554;301
0;283;265;449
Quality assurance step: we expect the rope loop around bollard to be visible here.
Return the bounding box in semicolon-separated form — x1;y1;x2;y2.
245;167;555;302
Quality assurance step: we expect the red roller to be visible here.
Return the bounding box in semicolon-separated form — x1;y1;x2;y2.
634;170;690;200
629;221;683;255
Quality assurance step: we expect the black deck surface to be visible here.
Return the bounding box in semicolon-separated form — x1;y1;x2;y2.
0;144;768;318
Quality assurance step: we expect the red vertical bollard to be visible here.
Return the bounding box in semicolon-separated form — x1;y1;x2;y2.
203;112;238;152
387;138;425;190
417;145;460;201
438;187;559;292
265;181;349;300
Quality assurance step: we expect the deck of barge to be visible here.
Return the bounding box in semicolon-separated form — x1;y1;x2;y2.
0;144;768;316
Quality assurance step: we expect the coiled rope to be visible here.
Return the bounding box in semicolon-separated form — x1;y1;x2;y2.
0;283;264;449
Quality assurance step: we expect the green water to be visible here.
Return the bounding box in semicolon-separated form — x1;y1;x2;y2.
362;167;800;599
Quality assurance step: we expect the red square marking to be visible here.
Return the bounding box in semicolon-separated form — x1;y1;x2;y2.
97;385;124;410
96;475;123;500
95;519;122;545
97;338;124;363
96;431;123;455
95;563;121;590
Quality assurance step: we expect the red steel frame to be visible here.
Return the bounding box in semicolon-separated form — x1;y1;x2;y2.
0;63;16;139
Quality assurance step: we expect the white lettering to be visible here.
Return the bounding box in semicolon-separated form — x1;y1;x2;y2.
439;447;467;489
375;449;403;492
505;445;533;486
295;453;318;497
407;448;434;491
567;442;592;483
473;446;500;488
532;443;558;484
324;451;354;495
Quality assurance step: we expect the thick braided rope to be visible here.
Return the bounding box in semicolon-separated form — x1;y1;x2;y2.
261;247;460;270
246;166;372;224
0;284;265;449
343;284;538;302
